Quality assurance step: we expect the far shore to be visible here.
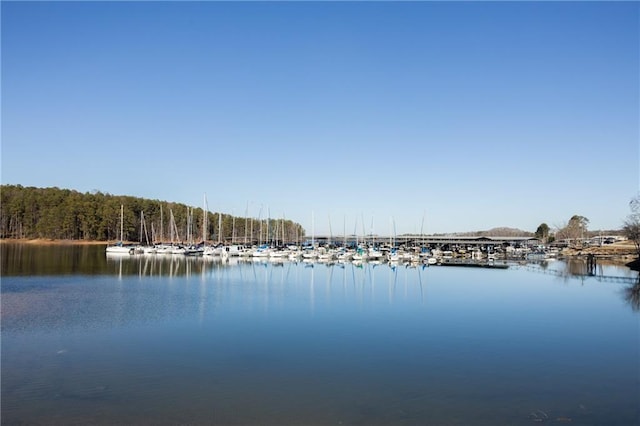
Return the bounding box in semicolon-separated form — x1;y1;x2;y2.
1;238;114;246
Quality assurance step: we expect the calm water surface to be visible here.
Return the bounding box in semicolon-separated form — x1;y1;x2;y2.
2;244;639;425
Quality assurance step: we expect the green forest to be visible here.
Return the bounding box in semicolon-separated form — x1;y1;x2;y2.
0;185;305;244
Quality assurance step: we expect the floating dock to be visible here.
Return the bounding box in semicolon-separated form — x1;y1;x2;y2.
437;260;509;269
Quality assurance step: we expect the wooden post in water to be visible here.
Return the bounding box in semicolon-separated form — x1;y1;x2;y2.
587;254;596;276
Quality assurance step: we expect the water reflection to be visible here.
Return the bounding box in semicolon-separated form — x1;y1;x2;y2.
526;257;638;282
3;243;639;313
105;253;227;279
1;243;108;275
623;275;640;311
523;258;639;312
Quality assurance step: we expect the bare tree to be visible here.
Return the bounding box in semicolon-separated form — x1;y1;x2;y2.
556;215;589;246
622;194;640;256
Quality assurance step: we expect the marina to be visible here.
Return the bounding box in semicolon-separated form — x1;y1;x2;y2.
105;231;550;268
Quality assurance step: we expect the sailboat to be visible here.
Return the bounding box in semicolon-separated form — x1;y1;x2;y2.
302;211;318;260
140;211;157;254
106;205;134;254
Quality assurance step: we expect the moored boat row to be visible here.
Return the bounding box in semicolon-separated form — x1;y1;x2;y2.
106;241;516;269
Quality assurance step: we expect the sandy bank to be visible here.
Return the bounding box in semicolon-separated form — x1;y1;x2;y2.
561;241;637;257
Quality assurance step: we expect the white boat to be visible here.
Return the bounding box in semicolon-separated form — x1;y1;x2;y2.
387;248;402;262
317;253;334;262
352;247;369;261
223;245;249;257
336;249;353;261
252;244;272;257
155;244;173;255
288;250;302;260
106;242;134;254
203;245;222;256
317;247;335;261
269;249;290;258
143;246;157;254
302;248;318;259
238;247;254;257
138;211;155;254
106;205;134;254
368;247;384;261
170;245;186;255
183;245;204;256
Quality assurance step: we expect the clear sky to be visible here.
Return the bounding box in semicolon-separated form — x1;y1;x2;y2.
2;1;638;236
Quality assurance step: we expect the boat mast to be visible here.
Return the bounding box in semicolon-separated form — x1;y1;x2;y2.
120;204;124;242
390;217;394;247
311;210;315;248
420;210;426;248
232;210;236;245
203;194;208;244
244;201;249;245
169;209;179;244
343;215;346;248
160;205;164;244
354;215;358;247
142;211;150;246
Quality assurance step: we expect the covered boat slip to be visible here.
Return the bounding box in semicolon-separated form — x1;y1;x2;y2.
308;234;540;250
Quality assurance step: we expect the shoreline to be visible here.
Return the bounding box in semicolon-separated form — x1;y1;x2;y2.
1;238;112;246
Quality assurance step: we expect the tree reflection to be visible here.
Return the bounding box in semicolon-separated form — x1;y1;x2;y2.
623;275;640;312
564;258;591;276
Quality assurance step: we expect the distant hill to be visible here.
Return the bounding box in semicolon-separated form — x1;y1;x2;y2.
426;227;622;238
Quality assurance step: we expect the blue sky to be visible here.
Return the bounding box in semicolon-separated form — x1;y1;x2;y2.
2;1;638;236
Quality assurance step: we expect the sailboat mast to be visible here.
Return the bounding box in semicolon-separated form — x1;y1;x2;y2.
142;211;150;246
232;213;236;245
203;194;208;244
244;202;249;245
420;210;426;247
120;204;124;242
343;215;346;248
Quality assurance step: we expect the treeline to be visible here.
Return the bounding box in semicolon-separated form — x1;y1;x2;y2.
0;185;305;244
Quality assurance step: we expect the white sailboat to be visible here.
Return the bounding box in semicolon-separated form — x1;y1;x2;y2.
139;211;156;254
303;211;318;260
155;205;173;255
106;205;133;254
168;209;186;255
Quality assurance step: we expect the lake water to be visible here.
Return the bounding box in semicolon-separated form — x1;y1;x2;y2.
2;244;639;425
